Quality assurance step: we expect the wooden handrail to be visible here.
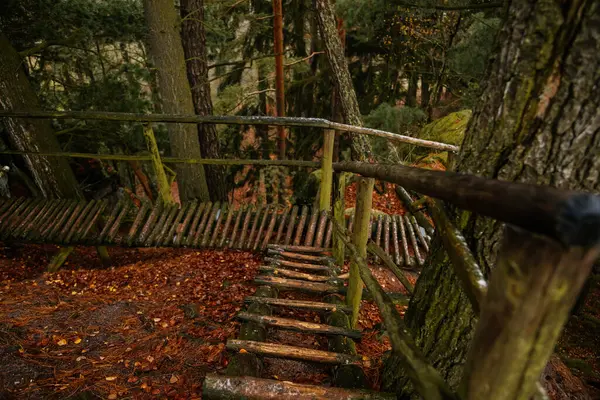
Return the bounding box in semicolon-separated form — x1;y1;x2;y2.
0;110;459;152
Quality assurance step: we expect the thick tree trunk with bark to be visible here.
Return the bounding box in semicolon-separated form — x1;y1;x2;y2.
180;0;227;201
0;34;81;199
315;0;372;161
143;0;209;201
383;0;600;396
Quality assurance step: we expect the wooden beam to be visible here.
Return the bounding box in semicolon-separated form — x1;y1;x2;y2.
320;129;335;211
267;244;331;254
367;241;414;295
254;275;340;294
333;172;346;266
264;257;332;272
244;296;352;313
259;266;334;282
143;124;174;204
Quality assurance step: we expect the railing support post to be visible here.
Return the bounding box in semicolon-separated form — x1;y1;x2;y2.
347;177;374;328
143;123;174;204
319;129;335;212
460;225;600;400
333;172;346;266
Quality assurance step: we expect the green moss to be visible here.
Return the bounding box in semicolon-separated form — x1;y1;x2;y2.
419;110;472;146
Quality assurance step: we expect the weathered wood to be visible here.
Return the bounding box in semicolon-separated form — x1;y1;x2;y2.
368;215;374;241
143;124;174;204
405;215;423;265
252;206;270;250
107;202;130;244
226;339;360;365
267;244;331;254
185;202;206;246
264;257;331;272
56;201;86;242
11;199;44;238
47;246;75;273
138;201;163;245
0;197;25;226
145;203;173;246
175;200;197;247
398;215;412;267
267;249;332;264
254;275;340;294
79;201;107;242
22;200;56;239
368;242;414;295
238;205;254;248
194;201;214;247
383;214;391;256
347;213;355;235
304;208;320;246
332;218;454;400
246;205;263;249
347;177;374;327
410;215;430;251
0;197;15;215
461;226;600;400
228;206;244;248
333;173;346;266
209;204;227;247
244;296;352;313
218;206;236;248
314;211;328;248
127;201;151;246
39;200;69;239
201;202;220;247
294;206;308;246
236;312;361;339
320;129;335;211
284;205;298;245
202;374;397;400
396;186;435;235
391;214;401;265
259;266;333;282
274;208;289;245
156;204;179;246
165;202;189;246
63;200;95;244
261;207;278;249
47;200;78;240
324;220;333;249
4;198;34;233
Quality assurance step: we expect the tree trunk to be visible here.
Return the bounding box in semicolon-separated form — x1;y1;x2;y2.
406;71;417;108
180;0;227;202
383;0;600;397
143;0;209;201
314;0;372;161
0;34;82;199
420;75;430;110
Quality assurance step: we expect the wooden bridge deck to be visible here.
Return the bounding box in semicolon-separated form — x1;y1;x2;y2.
0;197;430;264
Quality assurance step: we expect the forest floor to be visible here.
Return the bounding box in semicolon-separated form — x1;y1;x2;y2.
0;244;413;399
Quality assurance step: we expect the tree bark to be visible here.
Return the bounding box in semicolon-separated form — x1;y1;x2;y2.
384;0;600;396
0;34;81;199
406;70;418;108
143;0;209;201
180;0;227;201
314;0;372;161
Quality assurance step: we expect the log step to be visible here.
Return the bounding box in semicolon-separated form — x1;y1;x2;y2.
226;339;360;365
244;296;352;313
264;257;332;272
267;244;332;254
236;312;361;339
259;266;334;282
254;275;341;294
267;248;333;264
203;375;396;399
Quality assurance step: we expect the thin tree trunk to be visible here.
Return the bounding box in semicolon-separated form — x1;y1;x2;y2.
180;0;227;202
406;70;417;108
315;0;372;161
383;1;600;397
0;34;81;199
143;0;209;201
421;74;430;110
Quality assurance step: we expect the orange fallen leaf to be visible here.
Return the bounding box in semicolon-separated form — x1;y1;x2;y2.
74;337;82;344
108;393;117;400
170;374;178;384
105;376;117;381
239;349;248;354
57;339;67;346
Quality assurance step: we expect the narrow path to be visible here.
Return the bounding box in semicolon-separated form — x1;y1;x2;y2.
203;244;395;399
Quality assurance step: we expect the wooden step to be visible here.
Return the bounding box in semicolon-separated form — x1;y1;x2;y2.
267;248;333;264
226;339;360;365
203;375;396;399
264;257;332;272
259;266;334;282
255;276;341;294
236;312;361;339
267;244;331;254
244;296;352;313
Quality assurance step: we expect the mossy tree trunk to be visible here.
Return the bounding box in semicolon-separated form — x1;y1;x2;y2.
383;0;600;396
143;0;209;201
314;0;372;161
0;34;81;199
180;0;227;202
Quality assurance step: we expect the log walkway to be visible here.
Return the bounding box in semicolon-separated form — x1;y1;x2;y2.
203;244;395;399
0;197;430;264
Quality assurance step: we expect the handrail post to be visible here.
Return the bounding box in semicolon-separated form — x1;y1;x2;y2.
143;123;174;204
347;177;374;328
319;129;335;212
332;172;346;266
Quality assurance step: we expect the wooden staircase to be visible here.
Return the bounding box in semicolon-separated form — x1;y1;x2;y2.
202;244;395;399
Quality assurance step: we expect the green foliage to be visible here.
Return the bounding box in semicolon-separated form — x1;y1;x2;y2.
364;103;427;135
419;109;471;146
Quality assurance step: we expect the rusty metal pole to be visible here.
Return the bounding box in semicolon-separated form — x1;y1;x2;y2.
273;0;286;159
